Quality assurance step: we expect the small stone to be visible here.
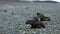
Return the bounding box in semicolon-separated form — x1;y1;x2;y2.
26;24;30;26
57;28;60;30
23;31;27;34
11;12;16;15
24;32;27;34
26;7;28;10
4;10;7;12
26;24;31;28
0;26;2;28
31;30;36;34
19;30;22;32
18;23;21;25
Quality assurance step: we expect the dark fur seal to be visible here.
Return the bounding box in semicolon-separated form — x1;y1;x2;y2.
26;20;45;28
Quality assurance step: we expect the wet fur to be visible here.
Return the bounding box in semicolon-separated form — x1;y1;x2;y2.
26;20;45;28
25;12;50;28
